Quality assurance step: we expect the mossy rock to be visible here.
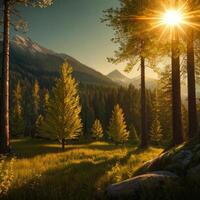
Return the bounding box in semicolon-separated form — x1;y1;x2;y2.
106;139;200;200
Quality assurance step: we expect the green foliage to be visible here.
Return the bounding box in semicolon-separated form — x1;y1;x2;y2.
11;82;25;136
91;119;104;140
5;0;54;34
40;62;82;144
32;80;40;117
102;0;163;71
40;89;49;116
150;117;162;145
10;0;54;7
156;67;173;145
29;80;41;137
109;104;129;143
35;114;44;137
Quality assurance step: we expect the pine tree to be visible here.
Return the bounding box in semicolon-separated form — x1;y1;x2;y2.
35;114;44;138
150;88;162;145
11;82;25;136
102;0;163;148
150;117;162;145
109;104;129;144
33;80;40;116
0;0;54;154
157;67;173;146
31;80;40;137
41;62;82;150
40;89;49;116
35;89;49;137
91;119;103;140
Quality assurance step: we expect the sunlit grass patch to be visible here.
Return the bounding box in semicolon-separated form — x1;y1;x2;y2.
2;138;162;200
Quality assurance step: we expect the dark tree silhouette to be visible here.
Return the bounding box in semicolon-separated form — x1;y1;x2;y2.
0;0;54;154
187;29;198;138
171;28;183;145
0;0;10;153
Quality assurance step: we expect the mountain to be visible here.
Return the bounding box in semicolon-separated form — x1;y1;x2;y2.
107;70;157;89
0;35;116;88
107;70;132;86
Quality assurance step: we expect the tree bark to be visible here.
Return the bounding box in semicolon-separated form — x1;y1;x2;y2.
171;28;184;146
140;56;147;148
0;0;10;154
187;28;198;138
62;138;65;150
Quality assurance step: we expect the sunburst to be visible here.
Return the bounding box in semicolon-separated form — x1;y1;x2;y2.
126;1;200;40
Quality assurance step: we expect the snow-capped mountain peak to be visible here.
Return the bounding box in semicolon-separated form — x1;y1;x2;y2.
12;35;55;55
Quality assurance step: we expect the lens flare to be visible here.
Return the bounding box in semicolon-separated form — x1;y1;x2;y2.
126;1;200;40
162;10;183;26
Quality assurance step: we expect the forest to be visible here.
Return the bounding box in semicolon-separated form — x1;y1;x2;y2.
1;0;200;200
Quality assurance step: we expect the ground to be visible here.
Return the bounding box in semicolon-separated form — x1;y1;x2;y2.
1;138;162;200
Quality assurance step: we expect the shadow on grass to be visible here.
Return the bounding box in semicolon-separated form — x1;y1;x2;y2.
2;152;136;200
11;138;133;159
11;138;62;159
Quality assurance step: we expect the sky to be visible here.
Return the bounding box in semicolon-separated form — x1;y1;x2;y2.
16;0;156;78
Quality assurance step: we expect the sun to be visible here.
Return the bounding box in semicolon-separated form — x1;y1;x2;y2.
162;9;183;26
127;1;200;40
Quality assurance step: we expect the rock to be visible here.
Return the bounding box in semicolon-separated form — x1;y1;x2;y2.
193;144;200;152
187;164;200;181
172;150;193;167
106;171;178;200
164;150;193;175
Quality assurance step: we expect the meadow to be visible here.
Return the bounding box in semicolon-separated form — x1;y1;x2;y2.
1;138;162;200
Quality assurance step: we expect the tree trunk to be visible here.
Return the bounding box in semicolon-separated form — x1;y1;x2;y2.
62;138;65;150
187;28;198;138
0;0;10;154
140;56;147;148
171;28;183;146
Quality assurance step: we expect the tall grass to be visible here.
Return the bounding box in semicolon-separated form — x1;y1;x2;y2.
0;156;15;196
1;138;162;200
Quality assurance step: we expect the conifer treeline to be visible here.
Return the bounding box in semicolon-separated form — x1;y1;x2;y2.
10;79;153;139
10;65;191;146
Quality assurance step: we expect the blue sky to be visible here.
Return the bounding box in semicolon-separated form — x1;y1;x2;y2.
16;0;156;77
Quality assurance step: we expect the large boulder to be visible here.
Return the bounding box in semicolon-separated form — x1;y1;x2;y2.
187;164;200;182
105;139;200;200
106;171;178;200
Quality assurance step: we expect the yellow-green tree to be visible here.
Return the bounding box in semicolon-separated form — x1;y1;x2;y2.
91;119;103;140
31;80;40;137
109;104;129;144
11;82;25;136
41;62;82;150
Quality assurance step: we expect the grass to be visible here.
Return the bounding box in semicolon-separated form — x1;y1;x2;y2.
1;138;162;200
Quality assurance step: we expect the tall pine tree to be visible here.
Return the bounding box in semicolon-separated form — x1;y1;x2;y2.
40;62;82;150
0;0;54;153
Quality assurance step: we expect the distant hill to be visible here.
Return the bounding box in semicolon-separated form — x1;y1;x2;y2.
107;70;157;89
0;35;116;88
107;70;132;86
